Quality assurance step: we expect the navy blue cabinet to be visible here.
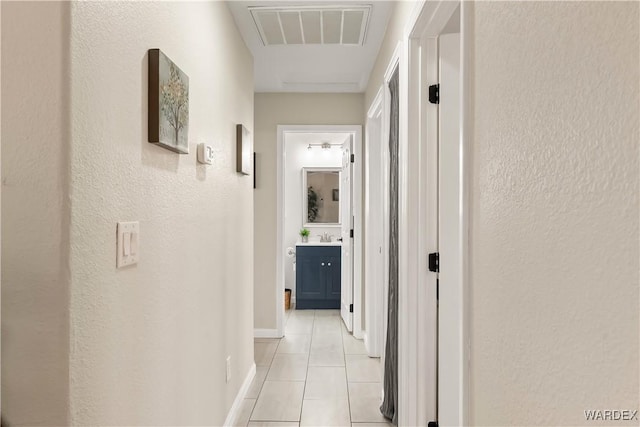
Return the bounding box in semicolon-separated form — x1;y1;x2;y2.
296;245;341;309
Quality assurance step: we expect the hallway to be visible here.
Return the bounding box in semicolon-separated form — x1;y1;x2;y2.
235;309;391;426
1;1;638;425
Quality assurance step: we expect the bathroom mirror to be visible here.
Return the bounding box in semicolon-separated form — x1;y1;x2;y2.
302;168;340;226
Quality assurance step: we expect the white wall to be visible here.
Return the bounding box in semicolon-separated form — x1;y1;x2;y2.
68;2;254;425
283;135;344;299
363;1;639;424
254;93;363;330
469;2;639;424
1;2;71;425
3;2;255;425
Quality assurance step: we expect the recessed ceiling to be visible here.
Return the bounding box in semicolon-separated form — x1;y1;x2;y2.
227;1;393;93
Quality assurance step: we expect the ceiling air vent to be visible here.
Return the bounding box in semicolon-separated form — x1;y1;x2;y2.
249;5;371;46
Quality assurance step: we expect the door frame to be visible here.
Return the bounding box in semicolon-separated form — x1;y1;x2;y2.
400;0;470;425
276;125;363;337
340;138;354;331
364;87;387;357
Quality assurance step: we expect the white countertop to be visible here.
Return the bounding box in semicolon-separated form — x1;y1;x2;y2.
296;240;342;246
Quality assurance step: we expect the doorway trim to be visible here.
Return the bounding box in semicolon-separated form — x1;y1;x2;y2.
364;86;386;357
403;0;470;426
276;125;363;338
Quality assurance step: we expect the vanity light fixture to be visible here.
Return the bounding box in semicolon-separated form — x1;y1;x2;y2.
306;142;341;150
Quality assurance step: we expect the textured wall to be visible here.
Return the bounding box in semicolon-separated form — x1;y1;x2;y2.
254;93;363;330
470;2;639;425
69;2;254;425
1;2;71;425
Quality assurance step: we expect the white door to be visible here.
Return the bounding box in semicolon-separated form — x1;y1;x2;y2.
438;32;462;427
365;98;386;357
340;139;353;331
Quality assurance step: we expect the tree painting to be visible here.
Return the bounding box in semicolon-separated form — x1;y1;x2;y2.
148;49;189;154
160;61;189;148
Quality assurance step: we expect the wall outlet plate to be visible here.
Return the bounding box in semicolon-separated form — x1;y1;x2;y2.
197;143;214;165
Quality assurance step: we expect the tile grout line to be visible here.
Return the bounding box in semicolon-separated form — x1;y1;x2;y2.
341;317;354;426
298;309;316;425
252;310;365;426
248;309;291;426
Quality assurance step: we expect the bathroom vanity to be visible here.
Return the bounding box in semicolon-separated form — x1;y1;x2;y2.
295;242;341;309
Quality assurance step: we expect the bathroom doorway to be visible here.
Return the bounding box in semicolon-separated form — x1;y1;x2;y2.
275;125;363;337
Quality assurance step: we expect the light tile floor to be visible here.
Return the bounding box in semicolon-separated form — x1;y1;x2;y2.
236;309;392;427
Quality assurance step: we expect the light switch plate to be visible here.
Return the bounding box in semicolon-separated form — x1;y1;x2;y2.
197;143;214;165
117;221;139;268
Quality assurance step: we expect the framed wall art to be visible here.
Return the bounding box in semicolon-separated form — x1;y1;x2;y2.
148;48;189;154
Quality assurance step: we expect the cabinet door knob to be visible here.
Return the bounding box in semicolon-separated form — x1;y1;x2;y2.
328;263;331;266
321;263;325;266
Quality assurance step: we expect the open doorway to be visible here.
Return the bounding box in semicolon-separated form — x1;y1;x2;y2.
403;1;468;425
275;125;363;337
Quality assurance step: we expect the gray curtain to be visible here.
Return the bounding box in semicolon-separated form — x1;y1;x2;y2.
380;67;399;425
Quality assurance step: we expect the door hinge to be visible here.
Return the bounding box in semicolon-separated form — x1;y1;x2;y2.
428;422;438;427
428;84;440;104
349;304;354;313
436;278;439;301
428;252;439;273
350;154;355;163
350;229;354;238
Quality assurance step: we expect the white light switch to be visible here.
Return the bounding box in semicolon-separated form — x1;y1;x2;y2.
130;232;138;255
117;221;139;268
123;232;131;256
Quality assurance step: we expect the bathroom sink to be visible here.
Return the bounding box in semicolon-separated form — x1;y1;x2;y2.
296;240;342;246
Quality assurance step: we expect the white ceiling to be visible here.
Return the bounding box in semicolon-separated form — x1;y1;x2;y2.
227;1;393;93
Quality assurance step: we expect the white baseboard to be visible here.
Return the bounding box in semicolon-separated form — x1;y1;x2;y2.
254;328;280;338
354;327;364;340
363;331;370;355
223;362;256;427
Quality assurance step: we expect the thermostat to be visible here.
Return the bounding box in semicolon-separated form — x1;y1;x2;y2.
197;143;214;165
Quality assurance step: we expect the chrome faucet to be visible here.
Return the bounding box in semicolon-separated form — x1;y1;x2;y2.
318;232;332;243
